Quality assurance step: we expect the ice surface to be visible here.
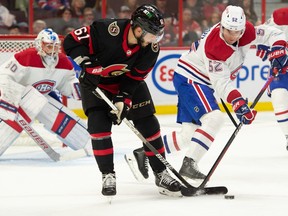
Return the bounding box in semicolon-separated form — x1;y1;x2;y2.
1;112;288;216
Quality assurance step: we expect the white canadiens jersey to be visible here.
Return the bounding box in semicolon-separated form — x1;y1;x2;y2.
0;48;78;97
175;21;286;102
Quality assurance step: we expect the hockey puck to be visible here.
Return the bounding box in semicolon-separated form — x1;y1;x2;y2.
224;195;235;199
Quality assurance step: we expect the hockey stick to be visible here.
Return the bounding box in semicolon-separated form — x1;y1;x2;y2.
221;98;238;127
16;115;88;162
199;74;275;189
94;87;227;196
17;115;61;161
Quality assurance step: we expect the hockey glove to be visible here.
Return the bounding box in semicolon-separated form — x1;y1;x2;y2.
109;92;132;125
232;97;257;125
79;61;102;90
268;45;288;75
256;44;270;61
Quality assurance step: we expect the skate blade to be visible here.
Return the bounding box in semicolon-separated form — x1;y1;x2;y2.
106;196;113;204
158;187;183;197
124;154;145;182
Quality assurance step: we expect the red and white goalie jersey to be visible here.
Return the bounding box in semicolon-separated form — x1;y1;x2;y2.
0;47;80;99
175;21;286;102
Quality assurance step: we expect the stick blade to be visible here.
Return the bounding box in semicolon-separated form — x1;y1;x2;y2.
181;186;228;196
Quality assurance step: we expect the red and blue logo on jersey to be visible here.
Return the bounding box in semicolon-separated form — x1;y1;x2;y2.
33;80;56;94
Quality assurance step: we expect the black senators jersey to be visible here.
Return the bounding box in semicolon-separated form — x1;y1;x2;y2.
63;19;160;95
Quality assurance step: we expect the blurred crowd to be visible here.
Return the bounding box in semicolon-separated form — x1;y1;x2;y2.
0;0;263;46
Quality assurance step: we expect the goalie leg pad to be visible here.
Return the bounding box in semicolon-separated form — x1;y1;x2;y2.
18;86;48;123
0;119;23;156
37;95;90;150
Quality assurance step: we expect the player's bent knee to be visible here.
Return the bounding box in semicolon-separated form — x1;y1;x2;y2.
200;110;225;129
133;115;160;138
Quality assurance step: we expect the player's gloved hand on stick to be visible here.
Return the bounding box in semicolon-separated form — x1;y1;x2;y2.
109;92;132;125
232;97;257;124
256;44;270;61
79;60;102;90
267;44;288;75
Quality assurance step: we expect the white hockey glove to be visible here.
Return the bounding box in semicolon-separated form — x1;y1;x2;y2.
109;92;132;125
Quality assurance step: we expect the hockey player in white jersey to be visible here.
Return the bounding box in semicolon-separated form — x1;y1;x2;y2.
128;5;288;181
0;28;90;158
256;7;288;150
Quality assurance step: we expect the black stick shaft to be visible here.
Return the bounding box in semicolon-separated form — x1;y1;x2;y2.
221;98;238;127
199;75;274;188
94;87;196;190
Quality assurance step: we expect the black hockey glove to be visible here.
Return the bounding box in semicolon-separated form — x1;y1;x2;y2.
79;61;102;90
268;44;288;75
108;92;132;125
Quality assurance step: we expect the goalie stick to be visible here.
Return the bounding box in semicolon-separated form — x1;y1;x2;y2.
16;113;88;162
197;74;275;191
94;87;228;197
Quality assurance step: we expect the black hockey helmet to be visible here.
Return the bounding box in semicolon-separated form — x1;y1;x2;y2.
131;4;165;38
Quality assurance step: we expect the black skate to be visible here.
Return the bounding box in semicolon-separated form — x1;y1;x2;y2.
154;169;182;197
102;173;116;196
179;156;206;180
124;147;149;181
133;147;149;178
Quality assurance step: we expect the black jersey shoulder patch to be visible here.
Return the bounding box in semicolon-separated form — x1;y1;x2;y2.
151;43;159;52
108;21;120;36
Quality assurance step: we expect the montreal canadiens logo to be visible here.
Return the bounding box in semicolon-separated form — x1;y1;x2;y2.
33;80;56;94
152;54;180;95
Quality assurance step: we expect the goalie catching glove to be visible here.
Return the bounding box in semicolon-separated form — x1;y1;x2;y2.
109;92;132;125
79;60;102;90
232;97;257;125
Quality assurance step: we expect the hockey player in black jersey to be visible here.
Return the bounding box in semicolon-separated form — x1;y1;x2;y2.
63;4;182;197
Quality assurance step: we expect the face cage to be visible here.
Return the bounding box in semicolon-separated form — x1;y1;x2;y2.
40;41;61;57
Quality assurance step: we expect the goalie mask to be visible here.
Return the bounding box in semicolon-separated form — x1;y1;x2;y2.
35;28;61;68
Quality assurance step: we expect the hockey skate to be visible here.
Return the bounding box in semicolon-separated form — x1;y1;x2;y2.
124;147;149;181
102;173;116;196
154;169;182;197
179;156;206;180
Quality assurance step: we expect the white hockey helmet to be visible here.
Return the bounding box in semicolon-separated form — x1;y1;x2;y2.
35;28;61;58
221;5;246;31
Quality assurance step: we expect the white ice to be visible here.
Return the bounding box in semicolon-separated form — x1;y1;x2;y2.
1;112;288;216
